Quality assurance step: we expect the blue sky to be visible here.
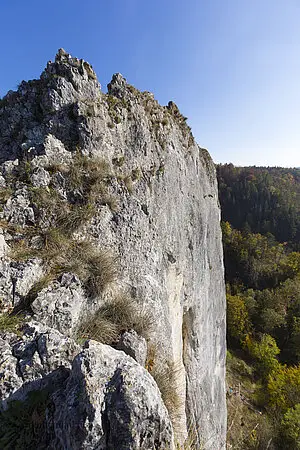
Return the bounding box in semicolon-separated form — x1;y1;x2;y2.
0;0;299;167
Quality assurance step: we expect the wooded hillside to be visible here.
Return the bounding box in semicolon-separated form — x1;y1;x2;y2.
218;164;300;449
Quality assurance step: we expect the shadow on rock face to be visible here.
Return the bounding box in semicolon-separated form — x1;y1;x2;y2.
0;367;77;449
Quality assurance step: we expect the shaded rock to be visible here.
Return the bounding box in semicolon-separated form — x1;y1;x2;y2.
51;340;174;450
0;322;79;404
116;330;147;366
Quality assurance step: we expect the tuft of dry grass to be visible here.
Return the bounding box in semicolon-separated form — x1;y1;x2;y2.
77;293;153;344
11;230;118;300
0;187;12;203
176;421;202;449
151;360;184;432
53;240;118;298
56;203;96;235
77;311;120;344
8;153;119;308
30;187;65;217
67;152;110;193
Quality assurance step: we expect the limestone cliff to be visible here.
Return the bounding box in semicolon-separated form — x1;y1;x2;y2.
0;50;226;449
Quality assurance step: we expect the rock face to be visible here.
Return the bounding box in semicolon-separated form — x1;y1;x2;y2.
0;50;226;448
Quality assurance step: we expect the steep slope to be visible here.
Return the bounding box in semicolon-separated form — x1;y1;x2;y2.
0;50;226;449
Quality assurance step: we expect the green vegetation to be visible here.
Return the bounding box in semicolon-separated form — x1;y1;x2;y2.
218;164;300;448
0;313;24;334
217;164;300;249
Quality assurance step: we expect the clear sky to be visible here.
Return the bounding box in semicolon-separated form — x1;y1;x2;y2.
0;0;299;167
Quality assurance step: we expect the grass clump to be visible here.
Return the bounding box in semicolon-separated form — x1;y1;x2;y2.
0;187;12;203
151;360;184;432
56;203;96;235
7;151;120;316
11;231;118;304
56;241;118;298
78;294;153;344
145;345;184;438
0;313;24;334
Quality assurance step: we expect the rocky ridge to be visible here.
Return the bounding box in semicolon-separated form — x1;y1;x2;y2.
0;49;226;449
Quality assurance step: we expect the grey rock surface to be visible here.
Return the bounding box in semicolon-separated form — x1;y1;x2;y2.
51;340;174;450
0;335;174;449
31;272;86;335
0;322;79;403
116;330;148;366
0;49;226;448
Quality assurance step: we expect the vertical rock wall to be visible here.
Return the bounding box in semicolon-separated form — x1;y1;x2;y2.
0;51;226;448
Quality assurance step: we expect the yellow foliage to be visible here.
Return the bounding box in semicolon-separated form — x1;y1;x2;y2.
267;364;300;413
227;294;249;343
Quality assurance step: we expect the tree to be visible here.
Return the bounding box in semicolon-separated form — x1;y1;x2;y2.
267;365;300;413
226;294;249;345
246;334;280;377
281;404;300;449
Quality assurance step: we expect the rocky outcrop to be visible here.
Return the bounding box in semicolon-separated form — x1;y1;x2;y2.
0;331;173;450
0;49;226;448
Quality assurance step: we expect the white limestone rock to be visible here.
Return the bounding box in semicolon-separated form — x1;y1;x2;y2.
0;49;226;449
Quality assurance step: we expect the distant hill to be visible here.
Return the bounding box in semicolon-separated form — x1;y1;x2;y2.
218;164;300;448
216;164;300;249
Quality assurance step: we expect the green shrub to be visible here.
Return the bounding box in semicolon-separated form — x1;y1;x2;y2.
245;334;280;378
227;294;250;345
267;364;300;413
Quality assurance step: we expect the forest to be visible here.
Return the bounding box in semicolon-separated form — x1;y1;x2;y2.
217;164;300;449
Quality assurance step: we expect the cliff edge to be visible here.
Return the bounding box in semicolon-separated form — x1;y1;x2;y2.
0;50;226;449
